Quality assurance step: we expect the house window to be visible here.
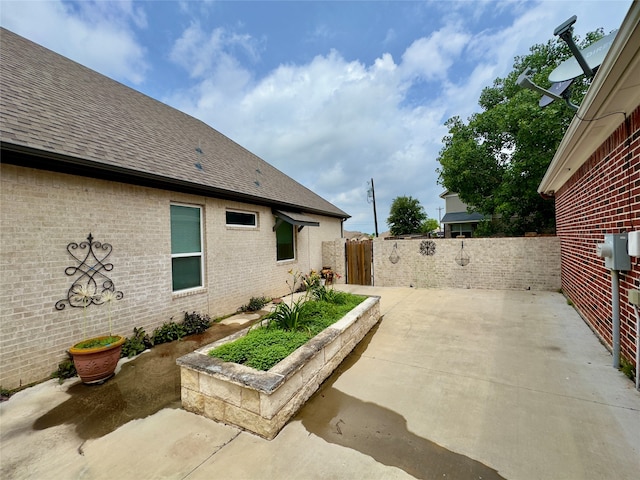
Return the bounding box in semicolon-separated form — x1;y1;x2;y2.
451;223;473;238
226;210;257;227
276;220;295;261
170;204;203;292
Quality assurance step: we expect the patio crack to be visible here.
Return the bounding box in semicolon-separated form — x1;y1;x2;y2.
180;430;242;479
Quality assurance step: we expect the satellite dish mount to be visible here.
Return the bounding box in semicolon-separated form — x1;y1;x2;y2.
553;15;594;78
517;15;617;112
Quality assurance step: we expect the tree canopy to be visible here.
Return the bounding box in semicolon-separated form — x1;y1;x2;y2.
420;218;440;235
437;28;605;236
387;196;427;236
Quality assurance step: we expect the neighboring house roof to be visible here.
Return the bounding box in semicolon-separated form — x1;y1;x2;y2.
441;212;485;224
538;4;640;195
0;28;349;219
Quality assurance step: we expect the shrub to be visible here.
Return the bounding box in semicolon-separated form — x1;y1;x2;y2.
310;285;348;304
121;327;153;358
239;296;271;312
52;354;77;382
182;311;212;335
152;322;186;344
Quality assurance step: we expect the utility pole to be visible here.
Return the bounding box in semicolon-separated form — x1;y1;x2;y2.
367;178;379;237
437;206;444;230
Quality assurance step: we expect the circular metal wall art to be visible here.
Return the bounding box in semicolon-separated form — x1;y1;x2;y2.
419;240;436;256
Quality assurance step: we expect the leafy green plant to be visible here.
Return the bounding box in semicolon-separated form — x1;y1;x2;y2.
1;386;12;400
121;327;153;358
267;298;306;331
152;321;186;344
51;354;77;383
182;311;212;335
310;285;348;304
239;296;271;312
209;293;365;371
620;356;635;382
74;336;121;349
211;328;309;370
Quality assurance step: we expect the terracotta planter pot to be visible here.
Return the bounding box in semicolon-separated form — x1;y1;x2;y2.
69;335;126;384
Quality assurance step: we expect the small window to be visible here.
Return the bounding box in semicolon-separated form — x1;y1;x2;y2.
226;210;257;227
276;220;295;261
171;204;203;292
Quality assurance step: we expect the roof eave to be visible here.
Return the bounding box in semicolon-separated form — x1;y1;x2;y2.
1;141;351;220
538;3;640;196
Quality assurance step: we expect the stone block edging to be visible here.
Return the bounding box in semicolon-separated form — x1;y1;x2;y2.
177;295;381;439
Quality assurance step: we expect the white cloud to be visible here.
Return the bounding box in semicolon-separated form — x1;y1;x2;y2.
0;0;148;84
2;0;630;234
166;28;453;232
400;24;471;82
170;22;262;79
165;0;630;233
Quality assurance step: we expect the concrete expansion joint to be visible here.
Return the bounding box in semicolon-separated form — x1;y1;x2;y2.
180;430;242;479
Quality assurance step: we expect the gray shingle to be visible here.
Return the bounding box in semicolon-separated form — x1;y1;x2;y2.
0;28;349;219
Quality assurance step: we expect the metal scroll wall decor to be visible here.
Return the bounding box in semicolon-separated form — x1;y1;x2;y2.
419;240;436;256
55;233;124;310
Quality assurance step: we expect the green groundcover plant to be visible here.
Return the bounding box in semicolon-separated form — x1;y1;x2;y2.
209;283;364;371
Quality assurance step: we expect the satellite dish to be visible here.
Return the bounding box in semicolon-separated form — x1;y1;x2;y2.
539;79;574;107
517;15;617;112
549;30;617;83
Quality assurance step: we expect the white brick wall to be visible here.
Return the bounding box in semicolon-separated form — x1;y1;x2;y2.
373;237;561;290
0;165;343;389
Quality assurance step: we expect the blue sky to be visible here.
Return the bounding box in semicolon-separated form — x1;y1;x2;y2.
1;0;632;233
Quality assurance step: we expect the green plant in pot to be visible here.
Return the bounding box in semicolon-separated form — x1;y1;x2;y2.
68;285;125;385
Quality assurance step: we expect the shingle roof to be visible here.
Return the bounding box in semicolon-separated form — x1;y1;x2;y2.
0;28;349;219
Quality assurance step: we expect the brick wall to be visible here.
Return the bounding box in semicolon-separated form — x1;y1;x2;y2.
0;164;342;389
370;237;561;291
555;105;640;369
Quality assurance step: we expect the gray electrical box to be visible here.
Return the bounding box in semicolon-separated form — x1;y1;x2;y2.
596;233;631;270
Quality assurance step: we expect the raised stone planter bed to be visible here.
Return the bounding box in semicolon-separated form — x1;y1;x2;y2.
177;295;380;439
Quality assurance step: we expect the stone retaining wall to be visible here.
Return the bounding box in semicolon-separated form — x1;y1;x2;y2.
177;296;380;439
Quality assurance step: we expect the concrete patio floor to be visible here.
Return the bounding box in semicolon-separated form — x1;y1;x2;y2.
1;286;639;479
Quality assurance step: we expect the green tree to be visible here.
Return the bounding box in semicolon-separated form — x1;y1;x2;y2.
387;196;427;236
420;218;440;235
437;28;605;236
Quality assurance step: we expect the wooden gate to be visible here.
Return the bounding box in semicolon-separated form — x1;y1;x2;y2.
346;239;373;285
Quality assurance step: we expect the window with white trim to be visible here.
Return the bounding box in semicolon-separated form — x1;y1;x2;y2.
170;204;203;292
226;210;257;227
